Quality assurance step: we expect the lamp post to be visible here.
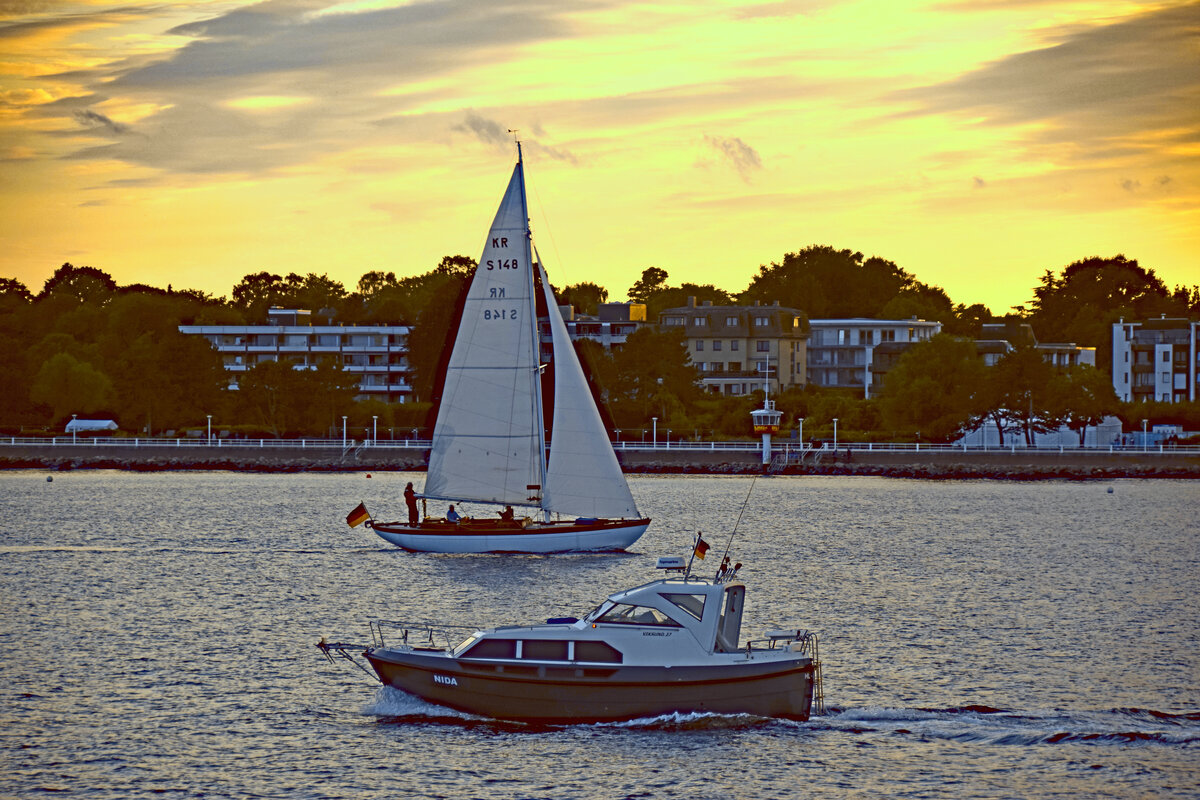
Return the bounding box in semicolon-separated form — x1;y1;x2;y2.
342;416;347;447
206;414;212;445
1142;419;1148;452
652;417;658;448
798;417;804;447
71;413;77;444
372;415;378;445
666;429;671;450
833;417;838;450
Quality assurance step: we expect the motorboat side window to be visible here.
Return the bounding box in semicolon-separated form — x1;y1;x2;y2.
597;603;681;627
521;640;569;661
574;641;623;663
662;593;706;621
461;638;518;659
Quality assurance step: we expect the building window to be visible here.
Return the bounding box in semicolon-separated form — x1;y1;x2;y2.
713;340;722;351
693;317;707;327
731;340;739;351
696;340;704;351
755;317;768;327
756;341;770;352
664;316;683;326
726;316;739;326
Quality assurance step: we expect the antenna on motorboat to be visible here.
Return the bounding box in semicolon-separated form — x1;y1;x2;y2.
713;474;759;579
682;530;709;579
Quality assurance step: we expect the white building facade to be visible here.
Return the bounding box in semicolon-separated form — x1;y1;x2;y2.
808;318;942;398
180;308;412;402
1112;317;1199;403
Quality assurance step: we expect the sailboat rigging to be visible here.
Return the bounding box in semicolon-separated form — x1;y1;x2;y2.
356;144;650;553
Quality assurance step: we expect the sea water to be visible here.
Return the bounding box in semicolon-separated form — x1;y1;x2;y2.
0;471;1196;799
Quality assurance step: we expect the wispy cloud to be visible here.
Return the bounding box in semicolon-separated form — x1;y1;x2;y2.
704;134;762;182
73;108;129;134
30;0;592;174
889;3;1200;164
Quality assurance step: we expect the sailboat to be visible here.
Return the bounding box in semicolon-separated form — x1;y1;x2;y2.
362;145;650;553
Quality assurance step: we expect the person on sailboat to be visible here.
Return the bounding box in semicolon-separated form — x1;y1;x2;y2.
446;505;461;523
499;505;515;522
404;482;419;524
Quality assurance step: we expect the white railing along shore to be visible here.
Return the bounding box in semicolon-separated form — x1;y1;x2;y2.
1;437;1197;456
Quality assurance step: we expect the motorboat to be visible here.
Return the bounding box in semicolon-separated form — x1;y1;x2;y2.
348;142;648;553
318;549;822;723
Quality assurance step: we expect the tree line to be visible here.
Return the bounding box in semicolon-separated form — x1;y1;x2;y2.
1;247;1197;440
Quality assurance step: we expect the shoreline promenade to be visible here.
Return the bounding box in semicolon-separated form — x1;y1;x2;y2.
2;438;1198;479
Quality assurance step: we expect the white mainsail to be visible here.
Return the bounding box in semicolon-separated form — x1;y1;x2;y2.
538;257;641;519
424;161;543;507
425;151;640;521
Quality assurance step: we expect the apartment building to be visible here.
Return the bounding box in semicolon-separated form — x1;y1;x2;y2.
549;303;648;352
179;308;413;402
1112;316;1200;403
658;299;808;396
808;318;942;398
975;322;1096;369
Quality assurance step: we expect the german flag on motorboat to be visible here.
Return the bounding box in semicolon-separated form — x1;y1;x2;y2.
346;502;370;528
694;537;710;560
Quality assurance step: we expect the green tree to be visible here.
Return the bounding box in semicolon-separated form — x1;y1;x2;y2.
293;273;348;321
38;263;117;304
408;272;471;402
231;271;294;320
0;278;33;302
1024;255;1185;374
977;347;1058;446
301;358;361;435
557;282;609;316
741;245;938;319
1048;364;1120;446
944;303;995;338
608;327;701;426
236;360;304;437
627;267;669;303
357;270;399;297
879;335;986;442
29;352;116;422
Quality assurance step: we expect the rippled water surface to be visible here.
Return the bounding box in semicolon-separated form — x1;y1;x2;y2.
1;471;1197;799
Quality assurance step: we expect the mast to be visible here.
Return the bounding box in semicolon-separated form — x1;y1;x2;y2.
515;141;550;519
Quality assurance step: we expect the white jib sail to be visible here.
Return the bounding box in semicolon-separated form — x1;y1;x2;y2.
538;257;641;519
425;162;543;506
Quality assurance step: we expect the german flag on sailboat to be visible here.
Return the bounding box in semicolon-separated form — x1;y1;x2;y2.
346;502;370;528
693;537;710;560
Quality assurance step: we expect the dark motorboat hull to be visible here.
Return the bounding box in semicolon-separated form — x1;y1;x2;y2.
368;517;651;554
364;648;815;723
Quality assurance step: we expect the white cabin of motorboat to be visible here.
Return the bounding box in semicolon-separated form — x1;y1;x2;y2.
448;573;751;669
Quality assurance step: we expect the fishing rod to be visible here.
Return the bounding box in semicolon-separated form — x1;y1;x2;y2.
713;474;759;582
683;474;760;581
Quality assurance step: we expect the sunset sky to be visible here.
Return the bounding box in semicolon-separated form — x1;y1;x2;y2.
2;0;1197;314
